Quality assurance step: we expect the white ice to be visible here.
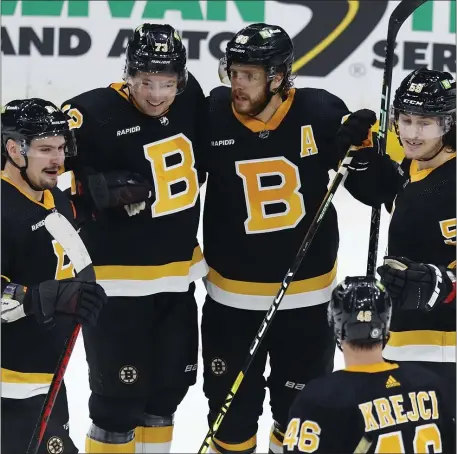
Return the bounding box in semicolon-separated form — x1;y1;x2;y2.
65;181;391;453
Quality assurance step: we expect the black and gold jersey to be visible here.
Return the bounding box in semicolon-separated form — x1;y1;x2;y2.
61;73;207;297
285;362;454;453
202;86;349;310
345;152;456;363
1;175;76;399
385;155;456;363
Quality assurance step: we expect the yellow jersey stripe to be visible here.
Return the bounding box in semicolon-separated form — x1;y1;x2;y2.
207;261;337;296
388;330;456;347
95;246;204;281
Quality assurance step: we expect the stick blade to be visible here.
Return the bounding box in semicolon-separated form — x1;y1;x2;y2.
44;212;94;278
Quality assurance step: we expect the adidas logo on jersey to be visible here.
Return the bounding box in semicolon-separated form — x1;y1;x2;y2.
211;139;235;146
117;126;141;136
386;375;401;388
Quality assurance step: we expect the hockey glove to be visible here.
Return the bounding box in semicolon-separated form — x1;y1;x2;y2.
82;170;153;212
23;278;107;326
377;256;456;312
337;109;377;151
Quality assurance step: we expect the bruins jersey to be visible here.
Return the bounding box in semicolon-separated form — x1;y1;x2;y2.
285;362;455;453
1;175;76;399
203;86;349;310
345;152;456;363
61;72;208;297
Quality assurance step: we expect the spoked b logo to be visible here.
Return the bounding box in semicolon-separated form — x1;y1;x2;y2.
119;365;138;384
47;436;64;454
211;357;227;376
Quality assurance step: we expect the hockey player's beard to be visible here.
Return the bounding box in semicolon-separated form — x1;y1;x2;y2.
232;90;267;116
402;136;444;161
35;166;60;190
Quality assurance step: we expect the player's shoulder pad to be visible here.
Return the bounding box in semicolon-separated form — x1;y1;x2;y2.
186;71;204;95
209;85;231;101
0;178;20;226
294;87;349;118
288;379;341;423
61;86;124;128
207;86;231;115
178;71;205;109
292;370;348;410
396;362;448;389
1;176;17;199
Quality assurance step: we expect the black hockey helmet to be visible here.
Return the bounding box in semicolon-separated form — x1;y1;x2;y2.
125;23;188;94
1;98;77;157
1;98;76;190
328;276;392;350
390;68;456;148
222;23;294;95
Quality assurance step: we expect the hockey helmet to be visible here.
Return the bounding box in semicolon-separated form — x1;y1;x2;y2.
328;276;392;350
1;98;77;158
222;23;294;93
125;23;188;94
390;69;456;142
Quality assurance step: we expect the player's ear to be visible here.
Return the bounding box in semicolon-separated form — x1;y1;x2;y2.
5;139;24;166
6;138;18;158
270;71;284;91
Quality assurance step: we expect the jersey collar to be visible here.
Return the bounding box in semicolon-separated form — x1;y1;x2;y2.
232;88;296;133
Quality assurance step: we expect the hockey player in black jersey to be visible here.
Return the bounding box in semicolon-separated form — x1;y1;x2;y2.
201;23;377;453
284;276;455;453
345;69;456;418
61;24;207;453
1;99;106;454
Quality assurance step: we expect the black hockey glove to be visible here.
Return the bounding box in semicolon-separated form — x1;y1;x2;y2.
81;169;154;212
23;278;107;326
377;256;456;312
337;109;377;151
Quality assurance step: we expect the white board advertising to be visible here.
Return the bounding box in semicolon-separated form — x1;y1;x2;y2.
2;0;455;113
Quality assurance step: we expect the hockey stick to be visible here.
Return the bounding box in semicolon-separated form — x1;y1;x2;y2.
26;212;94;454
366;0;428;276
198;147;359;453
353;435;372;454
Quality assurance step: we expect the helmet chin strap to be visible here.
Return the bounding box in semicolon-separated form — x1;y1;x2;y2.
417;140;446;162
6;153;44;192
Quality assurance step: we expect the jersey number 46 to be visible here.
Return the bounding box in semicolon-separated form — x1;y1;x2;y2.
284;418;442;453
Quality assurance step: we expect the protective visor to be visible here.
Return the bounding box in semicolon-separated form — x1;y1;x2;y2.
14;129;77;158
126;64;187;95
218;57;231;85
389;107;453;140
127;72;183;98
221;58;275;88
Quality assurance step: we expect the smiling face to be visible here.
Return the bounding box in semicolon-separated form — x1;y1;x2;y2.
7;135;66;189
128;71;178;117
397;112;447;160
